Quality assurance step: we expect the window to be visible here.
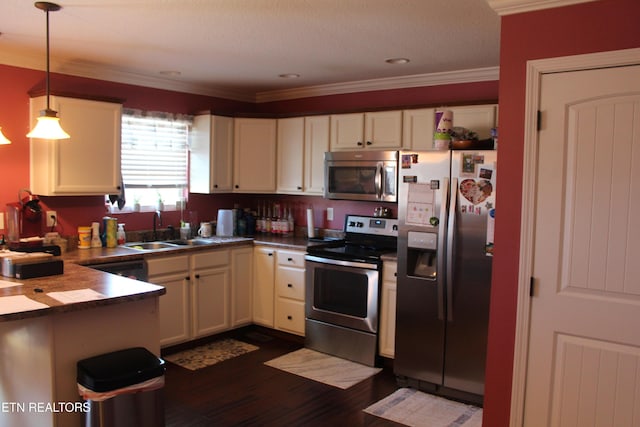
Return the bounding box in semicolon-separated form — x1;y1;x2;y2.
118;109;192;211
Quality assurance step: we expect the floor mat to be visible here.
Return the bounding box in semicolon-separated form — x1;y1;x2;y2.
264;348;381;389
164;338;259;370
364;388;482;427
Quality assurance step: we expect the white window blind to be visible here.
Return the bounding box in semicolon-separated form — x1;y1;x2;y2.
120;110;192;209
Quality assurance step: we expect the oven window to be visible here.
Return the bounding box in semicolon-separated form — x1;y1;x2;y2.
313;268;369;317
327;167;377;195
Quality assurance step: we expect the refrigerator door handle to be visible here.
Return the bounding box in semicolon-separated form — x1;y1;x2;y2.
437;176;449;321
375;162;383;199
446;177;457;322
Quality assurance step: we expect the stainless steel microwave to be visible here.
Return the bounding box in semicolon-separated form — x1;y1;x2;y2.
324;150;398;202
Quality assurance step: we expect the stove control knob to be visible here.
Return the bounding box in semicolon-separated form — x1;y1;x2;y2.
348;221;356;227
356;222;364;228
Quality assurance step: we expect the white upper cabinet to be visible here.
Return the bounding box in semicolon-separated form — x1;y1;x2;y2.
402;108;436;151
448;104;497;139
277;117;305;194
29;95;122;196
233;118;277;193
190;114;234;194
304;115;330;195
330;110;403;151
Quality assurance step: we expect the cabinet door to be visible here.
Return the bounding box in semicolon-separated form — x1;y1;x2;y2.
192;266;230;337
190;115;233;193
330;113;364;150
275;298;305;336
304;115;330;195
150;272;190;347
233;118;277;192
277;117;305;194
403;108;435;150
448;105;497;139
379;261;397;358
231;247;253;328
364;110;403;149
252;247;275;327
30;96;122;195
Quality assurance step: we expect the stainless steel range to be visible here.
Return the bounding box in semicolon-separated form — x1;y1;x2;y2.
305;214;398;367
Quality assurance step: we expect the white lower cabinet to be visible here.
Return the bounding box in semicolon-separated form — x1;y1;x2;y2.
148;246;252;347
252;246;306;336
379;260;397;358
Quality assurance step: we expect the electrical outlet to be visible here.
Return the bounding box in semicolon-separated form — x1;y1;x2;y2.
326;207;334;221
46;211;57;227
0;212;4;230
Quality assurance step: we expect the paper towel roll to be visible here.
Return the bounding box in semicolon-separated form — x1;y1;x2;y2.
216;209;234;237
306;208;316;238
435;110;453;132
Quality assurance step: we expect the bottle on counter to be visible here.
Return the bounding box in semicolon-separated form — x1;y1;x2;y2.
117;223;126;245
287;204;295;235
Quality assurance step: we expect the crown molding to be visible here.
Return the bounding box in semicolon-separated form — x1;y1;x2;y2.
2;49;498;104
486;0;597;16
255;67;500;103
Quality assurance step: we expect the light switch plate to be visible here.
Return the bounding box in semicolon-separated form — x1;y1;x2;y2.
0;212;4;230
327;207;334;221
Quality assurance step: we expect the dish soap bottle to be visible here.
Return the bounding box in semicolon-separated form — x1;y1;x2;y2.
117;223;126;245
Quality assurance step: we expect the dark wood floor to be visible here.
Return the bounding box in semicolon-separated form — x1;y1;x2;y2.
162;326;405;426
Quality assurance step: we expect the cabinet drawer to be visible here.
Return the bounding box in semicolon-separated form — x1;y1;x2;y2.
275;298;305;336
277;250;305;267
192;249;229;270
146;255;189;276
275;267;305;301
383;261;397;282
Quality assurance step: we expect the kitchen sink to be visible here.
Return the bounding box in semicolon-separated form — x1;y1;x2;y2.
164;239;215;246
123;241;180;250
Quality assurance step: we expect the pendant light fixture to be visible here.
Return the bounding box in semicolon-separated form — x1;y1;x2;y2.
27;2;70;140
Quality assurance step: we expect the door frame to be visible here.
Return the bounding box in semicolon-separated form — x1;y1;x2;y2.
510;47;640;426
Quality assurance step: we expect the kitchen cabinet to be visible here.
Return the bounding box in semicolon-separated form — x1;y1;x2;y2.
304;115;330;195
252;246;275;327
402;108;436;150
230;246;253;328
274;249;306;336
277;117;305;194
29;95;122;196
233;118;277;193
379;260;397;358
330;110;403;151
148;246;252;347
448;104;497;139
190;114;234;193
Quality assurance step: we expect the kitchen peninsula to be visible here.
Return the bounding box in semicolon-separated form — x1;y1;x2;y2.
0;262;165;427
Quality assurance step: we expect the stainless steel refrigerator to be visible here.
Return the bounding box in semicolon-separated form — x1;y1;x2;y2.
395;149;497;405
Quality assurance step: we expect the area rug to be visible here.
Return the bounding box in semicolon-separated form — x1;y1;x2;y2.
364;388;482;427
264;348;381;389
164;339;259;370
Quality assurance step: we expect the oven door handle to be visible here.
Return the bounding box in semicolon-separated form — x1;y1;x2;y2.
305;255;379;270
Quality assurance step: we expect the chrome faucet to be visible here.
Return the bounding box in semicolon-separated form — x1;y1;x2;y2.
153;210;162;240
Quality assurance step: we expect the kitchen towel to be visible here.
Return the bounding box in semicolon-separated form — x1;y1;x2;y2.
264;348;381;389
364;388;483;427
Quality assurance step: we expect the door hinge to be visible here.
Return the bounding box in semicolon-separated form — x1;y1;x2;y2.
529;277;535;297
536;110;542;131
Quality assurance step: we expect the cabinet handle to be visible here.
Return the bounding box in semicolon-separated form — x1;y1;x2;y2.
185;276;190;281
195;274;200;279
288;257;293;262
287;283;293;288
366;141;372;145
287;315;292;320
268;253;273;256
235;185;239;189
357;141;363;146
297;186;302;190
214;184;218;188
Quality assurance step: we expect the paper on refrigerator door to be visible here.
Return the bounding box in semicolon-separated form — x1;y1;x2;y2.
405;183;435;226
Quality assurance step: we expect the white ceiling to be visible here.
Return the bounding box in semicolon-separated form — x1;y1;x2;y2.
0;0;504;102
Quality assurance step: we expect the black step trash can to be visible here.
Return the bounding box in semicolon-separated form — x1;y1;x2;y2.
77;347;166;427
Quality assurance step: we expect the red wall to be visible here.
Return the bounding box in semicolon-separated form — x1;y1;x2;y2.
0;63;497;238
483;1;640;425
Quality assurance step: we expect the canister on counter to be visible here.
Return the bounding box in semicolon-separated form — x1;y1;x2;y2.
105;217;118;248
78;226;92;249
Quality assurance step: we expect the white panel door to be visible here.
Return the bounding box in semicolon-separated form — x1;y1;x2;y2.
525;64;640;426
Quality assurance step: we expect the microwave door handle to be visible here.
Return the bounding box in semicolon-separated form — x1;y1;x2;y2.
375;163;383;199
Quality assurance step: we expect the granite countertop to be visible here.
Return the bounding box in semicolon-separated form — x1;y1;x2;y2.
0;263;165;322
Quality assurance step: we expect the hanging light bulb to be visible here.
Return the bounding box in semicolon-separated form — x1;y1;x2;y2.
0;127;11;145
27;2;70;140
